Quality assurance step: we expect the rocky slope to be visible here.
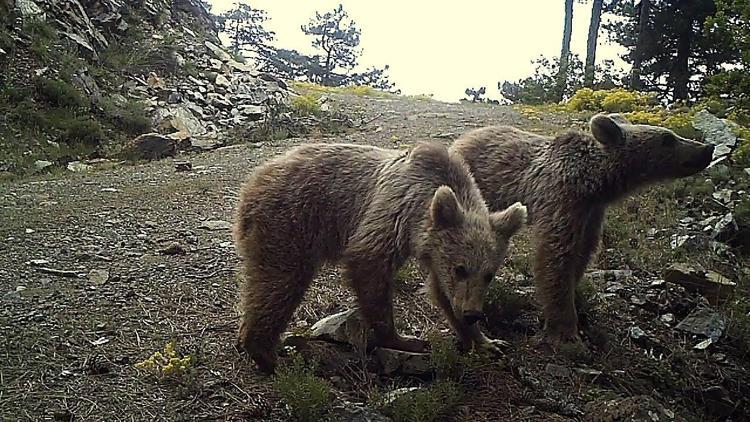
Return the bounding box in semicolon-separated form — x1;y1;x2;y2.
0;0;293;175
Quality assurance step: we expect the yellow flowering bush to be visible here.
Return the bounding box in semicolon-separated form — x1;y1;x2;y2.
135;341;194;380
567;88;653;113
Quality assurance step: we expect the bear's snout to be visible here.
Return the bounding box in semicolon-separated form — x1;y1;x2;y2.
681;143;714;173
463;310;484;325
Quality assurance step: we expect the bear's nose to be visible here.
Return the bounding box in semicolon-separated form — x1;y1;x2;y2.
463;310;484;325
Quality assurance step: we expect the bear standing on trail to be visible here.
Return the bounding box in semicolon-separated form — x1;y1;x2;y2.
451;113;715;346
234;142;528;373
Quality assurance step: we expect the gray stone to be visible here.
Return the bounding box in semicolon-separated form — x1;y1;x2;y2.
204;41;233;62
199;220;231;231
34;160;53;170
120;133;177;161
88;269;109;285
189;134;223;151
328;402;392;422
712;212;738;242
214;74;230;88
545;363;572;378
663;263;735;304
174;161;192;172
660;313;675;324
208;94;232;109
167;91;182;104
67;161;92;172
676;307;726;341
713;188;734;204
693;110;737;163
16;0;45;20
374;348;431;376
310;308;372;351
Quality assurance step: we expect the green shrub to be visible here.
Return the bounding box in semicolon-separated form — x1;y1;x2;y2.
733;127;750;167
24;18;57;59
383;380;464;422
273;353;332;421
34;77;87;109
483;280;527;324
290;94;321;116
102;99;152;135
0;85;31;104
60;117;104;146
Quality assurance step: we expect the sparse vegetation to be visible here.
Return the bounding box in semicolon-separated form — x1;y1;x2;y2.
135;340;195;381
290;93;322;116
33;77;87;109
381;380;464;422
273;353;333;421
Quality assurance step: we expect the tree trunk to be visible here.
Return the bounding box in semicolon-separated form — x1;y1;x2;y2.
671;18;692;100
629;0;651;90
555;0;574;102
584;0;604;87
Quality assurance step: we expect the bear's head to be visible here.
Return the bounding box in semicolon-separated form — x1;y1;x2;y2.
420;186;527;326
589;113;715;185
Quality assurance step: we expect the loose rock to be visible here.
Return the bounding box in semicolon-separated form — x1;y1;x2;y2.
663;263;735;304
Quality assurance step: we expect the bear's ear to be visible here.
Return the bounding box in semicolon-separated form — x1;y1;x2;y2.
430;186;463;229
490;202;527;238
590;114;624;146
607;113;632;125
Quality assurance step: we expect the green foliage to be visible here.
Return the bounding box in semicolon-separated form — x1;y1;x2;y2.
484;281;527;323
24;18;57;59
273;353;333;421
302;4;361;85
290;93;321;116
500;55;623;105
382;380;464;422
60;116;103;146
33;77;87;109
217;3;275;56
100;99;152;136
723;294;750;358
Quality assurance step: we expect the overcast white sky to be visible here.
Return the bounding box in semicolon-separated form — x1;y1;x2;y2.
207;0;627;102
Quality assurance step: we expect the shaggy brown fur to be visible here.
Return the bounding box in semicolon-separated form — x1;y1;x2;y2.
234;142;527;373
451;113;714;345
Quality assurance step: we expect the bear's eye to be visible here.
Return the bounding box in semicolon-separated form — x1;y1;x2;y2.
454;265;468;279
484;273;495;283
662;134;677;147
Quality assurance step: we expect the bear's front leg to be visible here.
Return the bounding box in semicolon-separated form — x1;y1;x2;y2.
532;209;604;347
344;261;429;353
532;231;582;346
466;325;509;354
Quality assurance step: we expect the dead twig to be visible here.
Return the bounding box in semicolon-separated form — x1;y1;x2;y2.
37;267;82;278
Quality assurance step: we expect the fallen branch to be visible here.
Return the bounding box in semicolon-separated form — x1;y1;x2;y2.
37;267;82;278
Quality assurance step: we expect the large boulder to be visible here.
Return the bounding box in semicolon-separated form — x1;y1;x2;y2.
120;133;177;160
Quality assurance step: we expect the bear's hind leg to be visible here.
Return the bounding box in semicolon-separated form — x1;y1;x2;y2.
344;262;428;353
237;263;314;374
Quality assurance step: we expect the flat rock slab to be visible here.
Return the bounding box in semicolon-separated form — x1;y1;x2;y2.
676;307;726;341
310;308;373;351
663;263;735;304
374;347;431;376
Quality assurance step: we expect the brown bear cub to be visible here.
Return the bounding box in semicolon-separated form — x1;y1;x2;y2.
451;113;714;346
234;142;527;373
